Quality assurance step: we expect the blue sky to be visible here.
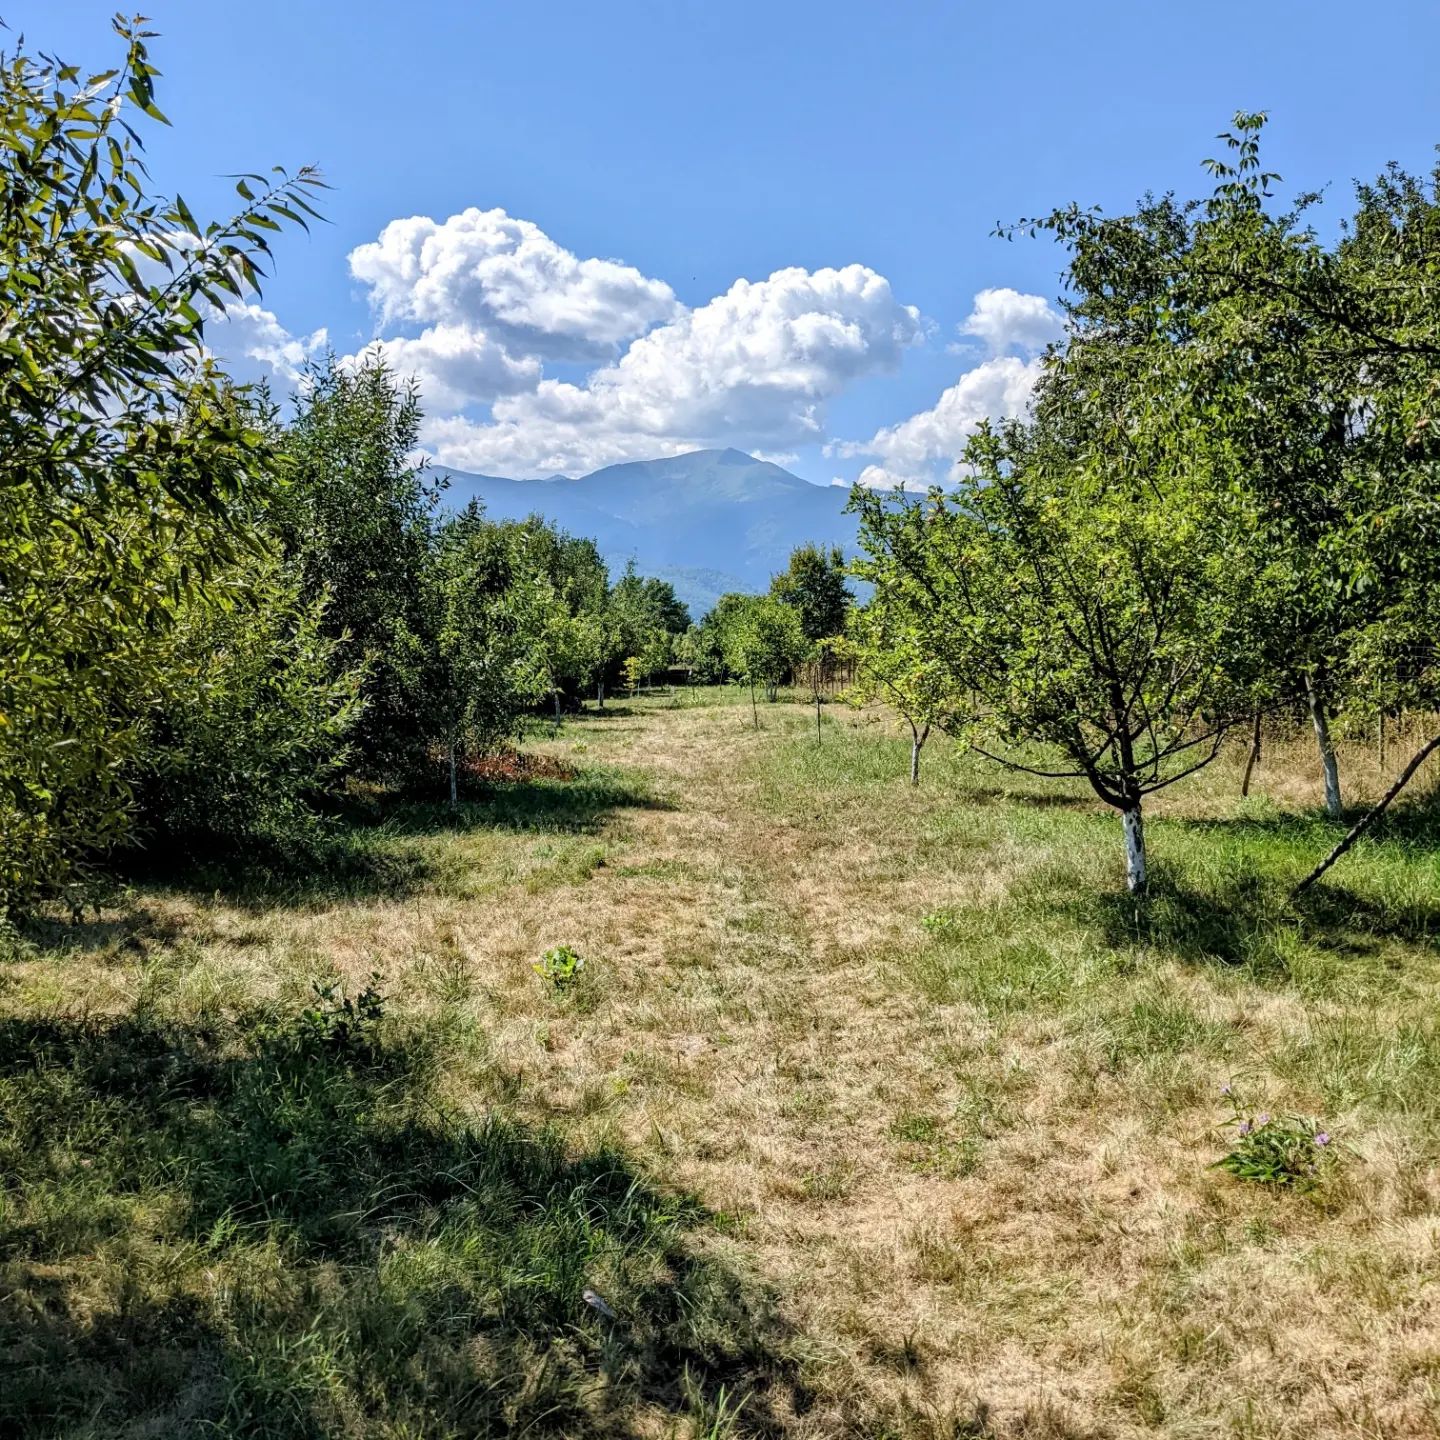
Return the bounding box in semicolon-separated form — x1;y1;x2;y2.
21;1;1440;485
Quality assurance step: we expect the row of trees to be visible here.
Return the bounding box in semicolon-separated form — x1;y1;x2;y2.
679;544;853;713
845;115;1440;892
0;22;689;917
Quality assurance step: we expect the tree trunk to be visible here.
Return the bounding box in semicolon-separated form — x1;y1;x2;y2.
1293;733;1440;897
910;722;929;787
596;678;605;709
750;680;759;731
448;736;458;811
1121;803;1147;894
1306;672;1342;818
1240;712;1262;798
815;692;822;744
1378;710;1387;770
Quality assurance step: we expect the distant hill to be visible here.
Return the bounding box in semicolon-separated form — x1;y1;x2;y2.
434;448;858;618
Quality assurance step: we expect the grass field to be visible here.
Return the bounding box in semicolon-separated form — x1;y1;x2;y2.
5;688;1440;1438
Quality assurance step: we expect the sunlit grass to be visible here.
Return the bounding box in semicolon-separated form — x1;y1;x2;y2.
5;688;1440;1437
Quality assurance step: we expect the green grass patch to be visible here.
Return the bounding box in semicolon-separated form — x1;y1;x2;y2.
0;980;803;1438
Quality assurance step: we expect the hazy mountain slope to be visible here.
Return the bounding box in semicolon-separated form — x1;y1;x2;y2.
435;448;857;617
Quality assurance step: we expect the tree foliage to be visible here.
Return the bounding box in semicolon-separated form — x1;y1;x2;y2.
770;543;852;642
0;17;323;912
277;353;440;781
723;596;808;706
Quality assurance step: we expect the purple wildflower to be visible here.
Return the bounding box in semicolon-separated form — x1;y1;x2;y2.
1256;1113;1270;1126
1314;1132;1331;1147
1238;1121;1252;1136
1220;1084;1232;1096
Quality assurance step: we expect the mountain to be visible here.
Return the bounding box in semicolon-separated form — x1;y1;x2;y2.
434;449;858;618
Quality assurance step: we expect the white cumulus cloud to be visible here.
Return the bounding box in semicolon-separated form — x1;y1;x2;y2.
957;286;1064;356
424;264;923;476
836;352;1044;489
348;207;681;364
210;302;329;382
352;325;541;412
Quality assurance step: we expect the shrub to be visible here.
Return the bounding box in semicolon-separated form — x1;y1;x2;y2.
134;550;362;851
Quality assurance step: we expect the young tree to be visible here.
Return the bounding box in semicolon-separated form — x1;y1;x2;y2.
852;401;1266;894
429;507;550;806
688;594;752;684
514;519;609;718
136;550;362;847
771;543;853;642
604;562;688;694
724;596;808;727
278;353;441;783
843;595;957;785
0;18;322;912
1011;116;1440;819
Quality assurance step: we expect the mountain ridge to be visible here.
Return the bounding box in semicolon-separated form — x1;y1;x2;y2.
434;448;858;618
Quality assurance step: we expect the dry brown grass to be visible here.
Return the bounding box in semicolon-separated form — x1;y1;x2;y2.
8;690;1440;1437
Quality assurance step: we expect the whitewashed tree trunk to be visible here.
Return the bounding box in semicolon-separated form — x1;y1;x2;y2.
1306;673;1342;817
448;736;458;811
596;678;605;709
1122;804;1147;894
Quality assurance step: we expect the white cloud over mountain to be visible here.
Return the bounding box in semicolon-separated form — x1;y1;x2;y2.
423;264;924;475
201;204;1058;482
840;355;1043;490
360;324;542;411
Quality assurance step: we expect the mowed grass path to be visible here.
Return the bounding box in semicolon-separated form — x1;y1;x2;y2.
5;690;1440;1437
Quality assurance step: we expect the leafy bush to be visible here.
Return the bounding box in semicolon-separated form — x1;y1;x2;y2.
278;353;441;785
0;21;319;916
134;550;362;850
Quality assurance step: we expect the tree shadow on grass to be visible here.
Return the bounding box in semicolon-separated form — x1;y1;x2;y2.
564;703;638;721
1180;790;1440;851
384;772;673;836
1053;863;1440;975
0;1000;810;1439
99;772;671;915
960;784;1098;813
